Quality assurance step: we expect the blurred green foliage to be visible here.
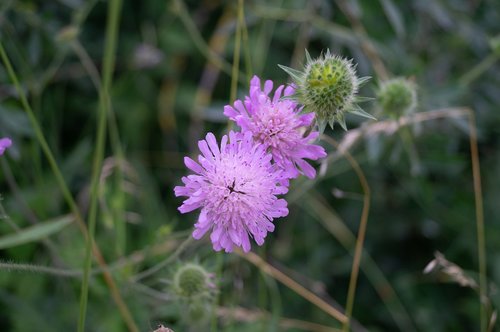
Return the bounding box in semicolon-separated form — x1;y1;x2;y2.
1;0;500;331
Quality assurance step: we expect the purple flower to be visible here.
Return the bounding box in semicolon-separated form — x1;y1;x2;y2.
174;131;289;253
0;137;12;156
224;76;327;179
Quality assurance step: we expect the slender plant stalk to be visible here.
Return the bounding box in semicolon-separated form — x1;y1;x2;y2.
238;0;253;81
76;0;138;331
130;236;195;282
0;233;189;280
321;135;371;332
0;261;82;277
459;52;500;86
236;249;348;324
335;0;389;80
225;0;243;134
172;0;245;82
212;5;244;330
397;122;421;175
72;39;127;255
261;269;282;331
0;40;138;331
290;1;313;70
322;108;486;331
250;5;358;45
0;44;85;251
467;110;487;332
210;252;224;332
230;0;243;103
304;191;417;332
187;3;233;151
252;1;282;75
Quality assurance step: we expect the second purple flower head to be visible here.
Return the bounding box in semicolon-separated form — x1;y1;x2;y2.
224;76;326;179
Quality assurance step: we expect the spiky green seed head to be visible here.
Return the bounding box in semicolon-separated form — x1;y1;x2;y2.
172;263;214;299
377;78;416;118
279;49;374;133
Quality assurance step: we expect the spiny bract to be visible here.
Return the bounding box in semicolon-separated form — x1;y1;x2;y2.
279;49;374;133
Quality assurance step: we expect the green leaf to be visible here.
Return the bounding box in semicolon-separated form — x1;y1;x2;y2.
305;48;313;64
357;76;371;86
349;105;377;120
318;120;327;135
355;96;375;103
0;215;74;249
278;64;303;82
337;114;348;131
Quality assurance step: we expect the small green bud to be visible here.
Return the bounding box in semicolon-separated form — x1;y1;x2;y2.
279;49;374;132
172;263;215;300
376;78;417;118
489;34;500;55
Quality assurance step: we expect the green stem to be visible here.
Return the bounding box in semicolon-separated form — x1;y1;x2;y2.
321;136;371;332
77;0;127;331
72;39;126;255
305;192;417;331
467;111;487;332
460;52;500;86
211;252;225;332
238;0;253;81
130;236;194;282
0;11;137;332
397;123;421;176
230;0;243;103
172;0;245;82
0;44;83;239
0;261;82;277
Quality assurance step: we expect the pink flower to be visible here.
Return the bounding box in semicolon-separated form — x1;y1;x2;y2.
0;137;12;155
224;75;326;179
174;131;289;253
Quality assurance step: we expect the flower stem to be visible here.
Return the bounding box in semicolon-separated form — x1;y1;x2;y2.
459;52;500;87
467;110;487;332
0;37;137;331
321;135;371;332
77;0;134;331
237;249;348;325
229;0;243;104
0;260;82;277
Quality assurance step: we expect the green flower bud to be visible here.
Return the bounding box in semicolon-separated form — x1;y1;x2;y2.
279;49;374;132
172;263;215;300
489;34;500;55
376;78;417;118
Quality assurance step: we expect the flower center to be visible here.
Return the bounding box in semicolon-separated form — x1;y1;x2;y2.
252;105;301;150
226;179;246;195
